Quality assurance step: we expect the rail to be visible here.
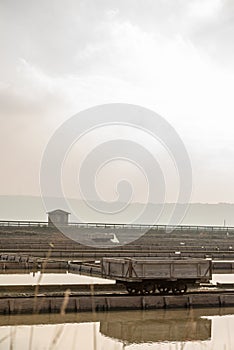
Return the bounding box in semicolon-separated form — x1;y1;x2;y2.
0;220;234;232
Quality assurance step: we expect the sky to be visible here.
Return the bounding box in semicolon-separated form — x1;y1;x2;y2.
1;0;234;204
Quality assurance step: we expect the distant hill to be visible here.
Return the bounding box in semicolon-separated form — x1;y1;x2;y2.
0;196;233;226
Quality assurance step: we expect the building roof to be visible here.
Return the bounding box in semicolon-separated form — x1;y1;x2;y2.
47;209;70;215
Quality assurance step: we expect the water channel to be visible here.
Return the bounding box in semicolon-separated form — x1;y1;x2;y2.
0;308;234;349
0;273;234;349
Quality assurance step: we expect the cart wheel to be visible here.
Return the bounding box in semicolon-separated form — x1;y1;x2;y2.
157;285;171;294
172;283;187;295
142;283;156;295
126;285;140;294
127;287;134;294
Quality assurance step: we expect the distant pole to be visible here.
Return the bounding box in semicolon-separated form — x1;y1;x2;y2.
224;219;226;227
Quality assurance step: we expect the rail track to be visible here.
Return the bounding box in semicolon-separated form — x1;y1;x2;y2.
1;282;234;296
2;249;234;260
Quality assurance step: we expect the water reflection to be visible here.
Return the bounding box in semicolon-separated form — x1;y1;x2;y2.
0;308;234;349
100;309;211;343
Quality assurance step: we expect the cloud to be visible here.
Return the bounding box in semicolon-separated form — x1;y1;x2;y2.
1;0;234;75
0;0;234;201
188;0;223;18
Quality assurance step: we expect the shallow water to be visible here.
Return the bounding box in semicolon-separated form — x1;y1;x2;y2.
0;271;233;285
0;271;115;285
0;308;234;349
212;273;234;284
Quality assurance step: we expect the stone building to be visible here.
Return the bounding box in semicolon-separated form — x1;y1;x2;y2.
47;209;70;226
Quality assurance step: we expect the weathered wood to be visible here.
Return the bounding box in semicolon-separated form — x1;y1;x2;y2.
101;257;212;283
0;292;234;314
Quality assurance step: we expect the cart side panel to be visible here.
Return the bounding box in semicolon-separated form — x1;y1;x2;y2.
102;258;130;279
131;259;212;280
132;261;172;278
102;258;212;281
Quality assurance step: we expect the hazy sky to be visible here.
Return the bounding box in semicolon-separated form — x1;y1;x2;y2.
1;0;234;203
